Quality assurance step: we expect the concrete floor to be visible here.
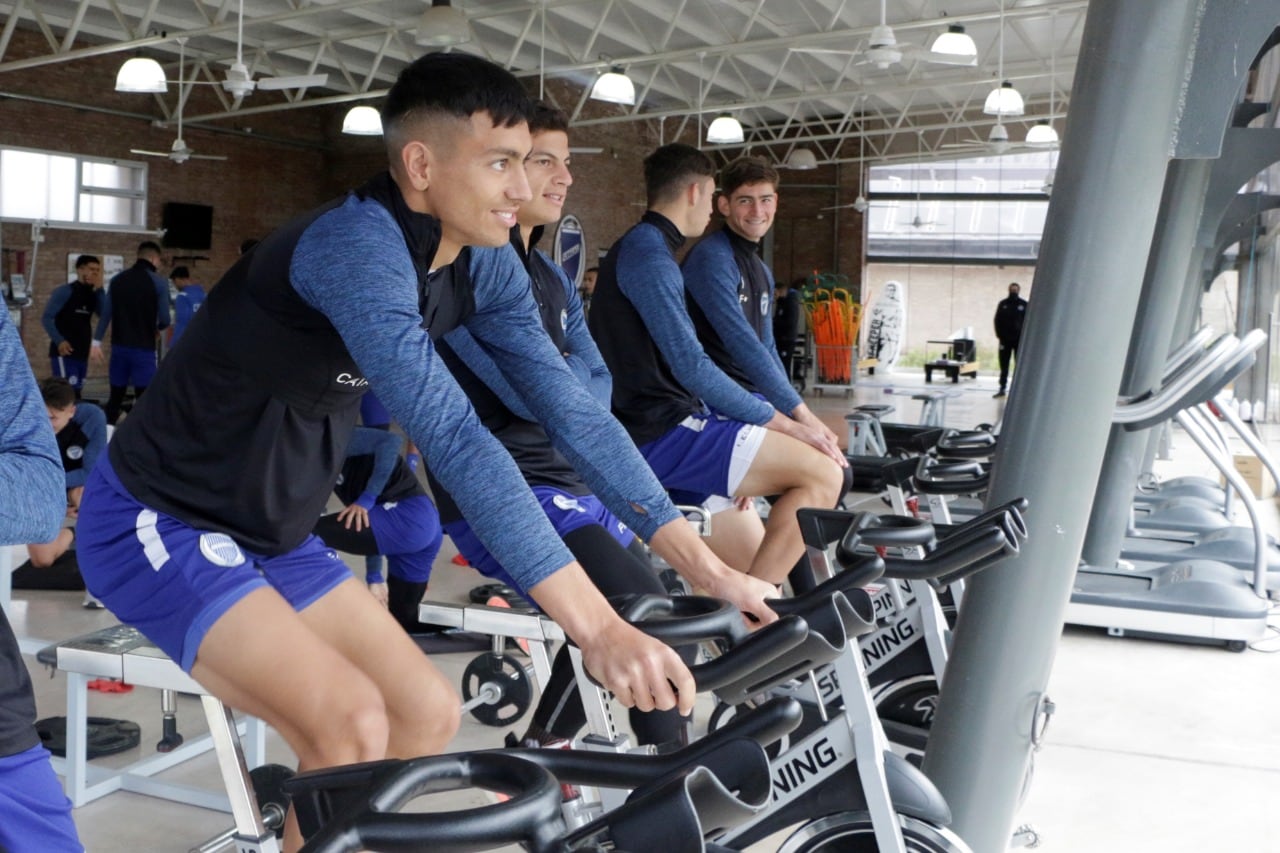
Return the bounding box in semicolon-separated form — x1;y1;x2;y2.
6;367;1280;852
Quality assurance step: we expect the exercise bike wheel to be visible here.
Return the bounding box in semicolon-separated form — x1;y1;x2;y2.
778;811;972;853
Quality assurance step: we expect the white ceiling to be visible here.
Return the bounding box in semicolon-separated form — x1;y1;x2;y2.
0;0;1089;165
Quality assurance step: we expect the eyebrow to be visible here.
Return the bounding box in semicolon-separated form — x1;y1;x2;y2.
485;147;529;160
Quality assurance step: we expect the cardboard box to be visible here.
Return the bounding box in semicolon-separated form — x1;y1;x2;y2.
1229;453;1276;499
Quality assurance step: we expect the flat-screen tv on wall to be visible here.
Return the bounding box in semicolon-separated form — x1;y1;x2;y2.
161;202;214;250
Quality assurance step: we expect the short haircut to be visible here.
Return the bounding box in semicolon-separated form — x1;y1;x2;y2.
137;240;162;257
382;53;532;160
170;266;190;280
720;156;779;199
74;254;100;270
40;377;76;410
644;143;716;207
529;101;570;136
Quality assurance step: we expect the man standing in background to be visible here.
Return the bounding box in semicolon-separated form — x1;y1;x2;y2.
41;254;104;399
92;241;170;423
993;281;1028;398
168;266;206;348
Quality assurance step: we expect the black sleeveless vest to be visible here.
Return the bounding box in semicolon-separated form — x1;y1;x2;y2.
109;172;470;554
48;281;99;359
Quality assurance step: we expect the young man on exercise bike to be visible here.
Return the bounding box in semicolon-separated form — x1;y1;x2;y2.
436;103;697;751
589;144;847;586
76;54;775;852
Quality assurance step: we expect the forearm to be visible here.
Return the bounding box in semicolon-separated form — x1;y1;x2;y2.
646;516;737;590
527;561;621;643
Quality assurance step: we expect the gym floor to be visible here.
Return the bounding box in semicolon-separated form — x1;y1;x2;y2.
6;369;1280;852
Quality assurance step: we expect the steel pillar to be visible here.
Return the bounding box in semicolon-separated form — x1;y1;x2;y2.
921;2;1203;850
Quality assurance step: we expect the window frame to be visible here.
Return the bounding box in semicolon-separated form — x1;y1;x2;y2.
0;144;150;232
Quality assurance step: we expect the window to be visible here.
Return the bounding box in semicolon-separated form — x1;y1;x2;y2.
0;146;147;229
866;150;1057;264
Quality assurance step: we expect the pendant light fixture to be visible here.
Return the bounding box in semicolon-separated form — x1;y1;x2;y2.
342;105;383;135
983;0;1024;116
589;65;636;106
115;55;167;93
416;0;472;48
1025;11;1060;147
706;113;745;144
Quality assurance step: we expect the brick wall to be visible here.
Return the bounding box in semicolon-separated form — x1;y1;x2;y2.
1;31;865;373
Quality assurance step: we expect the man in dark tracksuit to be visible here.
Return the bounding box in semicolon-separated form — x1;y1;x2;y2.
92;241;170;423
993;281;1028;398
41;254;104;398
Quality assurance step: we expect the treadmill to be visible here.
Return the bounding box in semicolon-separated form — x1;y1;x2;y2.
1066;330;1272;650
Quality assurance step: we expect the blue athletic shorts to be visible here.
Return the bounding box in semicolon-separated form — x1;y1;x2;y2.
50;356;88;392
360;391;391;428
76;458;354;672
372;494;442;584
641;412;767;506
0;744;82;852
107;344;157;388
444;487;634;596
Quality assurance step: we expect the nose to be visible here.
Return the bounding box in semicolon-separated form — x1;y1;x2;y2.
508;161;533;202
558;164;573;188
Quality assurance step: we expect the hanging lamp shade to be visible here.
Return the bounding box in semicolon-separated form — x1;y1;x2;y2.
706;114;745;144
416;0;472;47
342;105;384;135
589;67;636;106
1025;120;1059;148
931;25;978;59
115;56;167;93
785;149;818;170
983;81;1024;116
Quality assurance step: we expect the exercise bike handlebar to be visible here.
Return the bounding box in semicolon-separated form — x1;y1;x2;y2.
876;525;1010;584
912;457;989;494
294;752;563;853
934;427;998;458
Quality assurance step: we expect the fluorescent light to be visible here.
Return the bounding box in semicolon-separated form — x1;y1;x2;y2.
983;81;1025;117
706;114;744;144
785;149;818;170
931;25;977;59
342;105;383;135
115;57;167;93
590;67;636;106
1025;120;1059;148
416;0;472;47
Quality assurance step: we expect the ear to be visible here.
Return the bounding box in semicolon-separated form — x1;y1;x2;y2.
686;180;702;208
716;193;731;217
400;140;432;192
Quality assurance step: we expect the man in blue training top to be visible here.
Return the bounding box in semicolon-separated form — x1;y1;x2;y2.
76;55;773;851
92;240;171;424
41;254;104;399
24;378;106;574
168;265;206;348
679;155;844;572
439;103;756;751
589;143;847;586
0;310;84;853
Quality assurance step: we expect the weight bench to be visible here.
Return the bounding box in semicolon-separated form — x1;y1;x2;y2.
912;390;956;428
42;625;281;852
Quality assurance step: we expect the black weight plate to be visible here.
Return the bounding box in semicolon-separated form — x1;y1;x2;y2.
462;653;533;727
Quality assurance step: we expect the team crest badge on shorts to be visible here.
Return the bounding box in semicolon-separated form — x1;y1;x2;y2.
199;533;246;567
552;494;585;513
67;445;85;460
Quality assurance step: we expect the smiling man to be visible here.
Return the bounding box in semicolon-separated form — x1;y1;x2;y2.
434;105;776;752
75;54;723;852
590;146;847;585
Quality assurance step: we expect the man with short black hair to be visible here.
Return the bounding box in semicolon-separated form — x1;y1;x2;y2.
93;241;170;423
590;144;846;584
993;281;1028;398
41;254;104;399
76;56;759;850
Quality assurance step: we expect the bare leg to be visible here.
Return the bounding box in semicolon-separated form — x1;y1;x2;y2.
702;504;765;575
191;580;459;851
27;529;74;569
736;431;844;584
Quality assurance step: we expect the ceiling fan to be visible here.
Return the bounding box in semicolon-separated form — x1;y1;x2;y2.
822;110;871;213
130;39;227;165
790;0;977;71
221;0;328;106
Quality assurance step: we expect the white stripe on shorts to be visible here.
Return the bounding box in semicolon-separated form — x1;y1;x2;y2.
135;509;171;571
726;423;767;497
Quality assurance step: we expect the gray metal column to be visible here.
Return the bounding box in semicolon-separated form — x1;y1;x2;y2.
1079;157;1213;569
920;2;1202;850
